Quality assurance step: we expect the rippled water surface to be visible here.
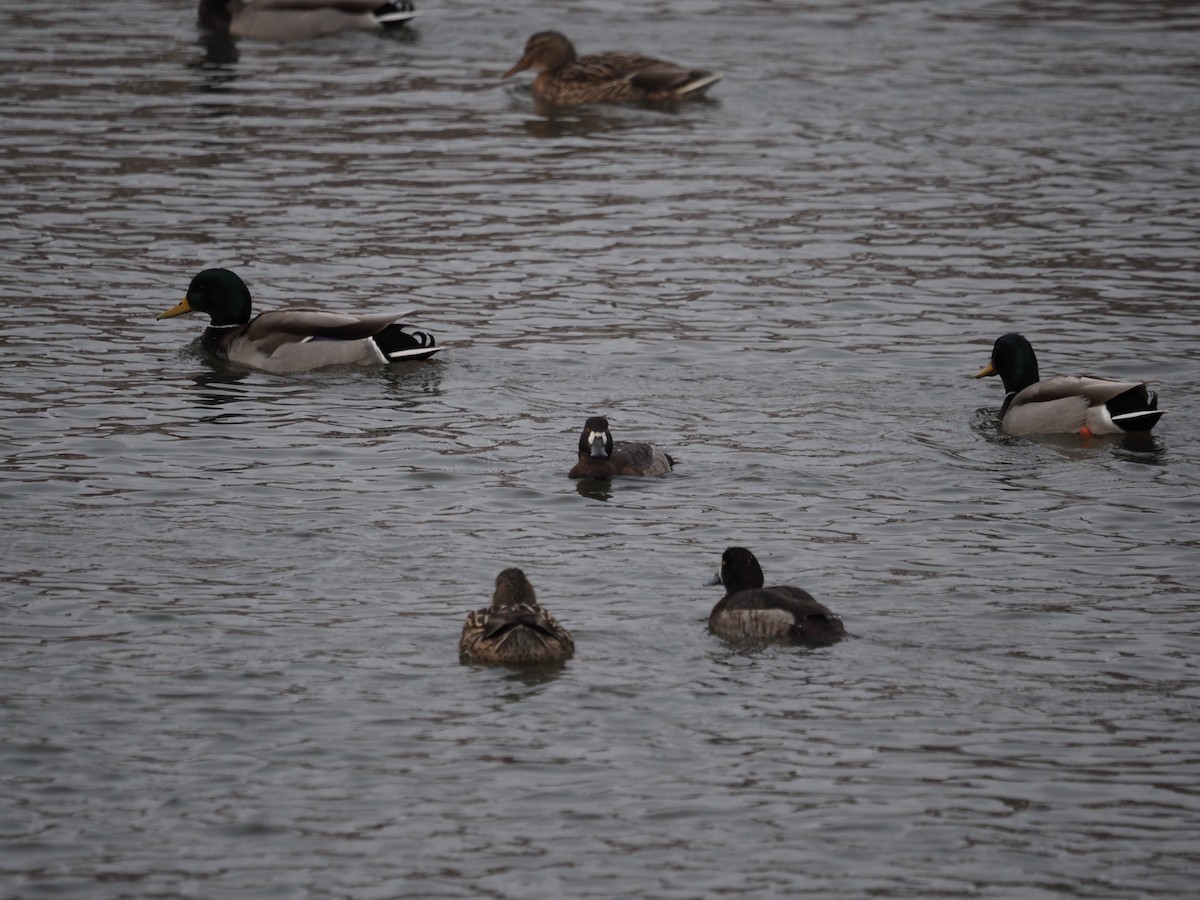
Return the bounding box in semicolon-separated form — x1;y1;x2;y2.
3;1;1199;896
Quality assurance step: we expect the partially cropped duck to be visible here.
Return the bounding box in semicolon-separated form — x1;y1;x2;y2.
197;0;417;42
459;569;575;666
504;31;721;106
158;268;440;373
705;547;846;645
568;416;674;478
974;333;1164;436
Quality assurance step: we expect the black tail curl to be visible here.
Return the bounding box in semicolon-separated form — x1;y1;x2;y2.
1108;384;1163;432
373;324;438;361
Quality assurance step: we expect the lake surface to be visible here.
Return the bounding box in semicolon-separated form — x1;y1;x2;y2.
2;0;1199;896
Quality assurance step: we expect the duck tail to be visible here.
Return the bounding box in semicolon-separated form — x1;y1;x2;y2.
791;614;847;646
372;324;440;362
677;71;722;97
372;0;418;28
1108;384;1164;432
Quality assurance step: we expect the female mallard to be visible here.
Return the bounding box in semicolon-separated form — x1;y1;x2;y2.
706;547;845;645
503;31;721;106
974;333;1164;436
568;416;674;478
158;268;440;373
459;569;575;666
197;0;417;42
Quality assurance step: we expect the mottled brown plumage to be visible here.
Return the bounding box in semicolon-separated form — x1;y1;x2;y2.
459;569;574;666
504;31;721;106
706;547;845;645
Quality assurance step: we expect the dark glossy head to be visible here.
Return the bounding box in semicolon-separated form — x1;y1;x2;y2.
504;31;577;77
975;332;1040;395
158;268;253;326
709;547;767;595
493;568;537;608
578;416;614;459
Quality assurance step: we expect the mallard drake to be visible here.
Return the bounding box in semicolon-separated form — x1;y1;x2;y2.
568;416;674;478
503;31;721;106
198;0;417;42
705;547;846;645
974;333;1164;436
459;569;575;666
158;268;440;373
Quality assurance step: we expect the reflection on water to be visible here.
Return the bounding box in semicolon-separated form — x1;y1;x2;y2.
191;30;240;72
972;406;1170;461
573;478;614;501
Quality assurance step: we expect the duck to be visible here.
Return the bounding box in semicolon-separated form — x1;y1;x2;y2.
459;569;575;666
157;268;441;373
974;333;1164;436
503;31;721;106
705;547;846;645
568;416;675;478
197;0;417;43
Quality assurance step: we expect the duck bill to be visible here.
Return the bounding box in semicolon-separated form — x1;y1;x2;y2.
158;297;193;320
704;571;722;587
503;57;531;78
588;434;608;458
974;361;996;379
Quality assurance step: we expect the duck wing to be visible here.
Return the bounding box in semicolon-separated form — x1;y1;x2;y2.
563;52;654;84
1014;375;1145;407
574;52;718;96
244;308;414;342
715;587;845;644
253;0;400;10
610;441;674;476
229;0;415;40
225;308;419;372
479;606;567;643
1005;376;1160;435
724;586;836;619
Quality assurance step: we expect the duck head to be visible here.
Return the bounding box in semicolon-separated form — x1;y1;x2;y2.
158;268;253;327
706;547;767;592
492;568;537;608
578;416;615;459
975;333;1040;395
505;31;577;77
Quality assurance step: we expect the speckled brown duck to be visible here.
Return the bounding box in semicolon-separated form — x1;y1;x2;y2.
459;569;575;666
705;547;845;645
503;31;721;106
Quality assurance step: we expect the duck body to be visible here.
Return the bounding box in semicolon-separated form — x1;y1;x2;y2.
706;547;845;646
459;569;574;666
975;333;1163;436
198;0;417;42
159;268;440;373
504;31;721;106
568;416;674;478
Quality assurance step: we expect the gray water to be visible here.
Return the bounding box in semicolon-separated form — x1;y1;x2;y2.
2;1;1199;897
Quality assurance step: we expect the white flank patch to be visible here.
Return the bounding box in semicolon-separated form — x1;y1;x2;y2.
718;609;793;639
